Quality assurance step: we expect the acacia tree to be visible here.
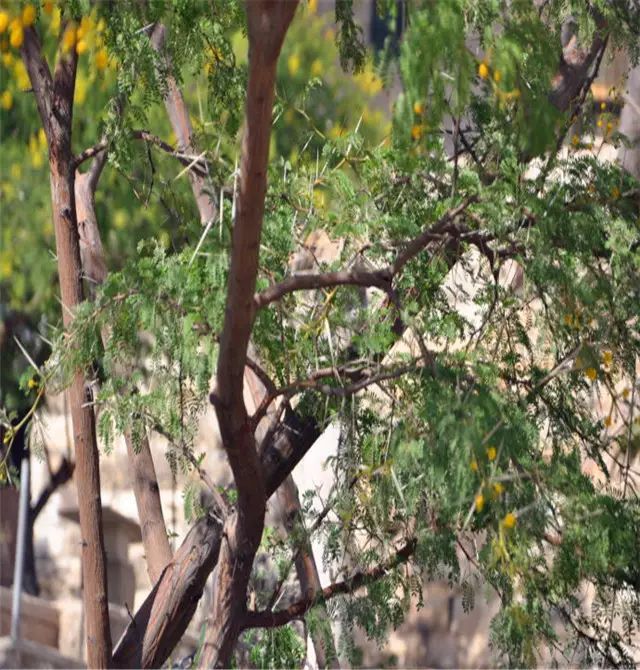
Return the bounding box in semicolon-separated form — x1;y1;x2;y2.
2;0;640;668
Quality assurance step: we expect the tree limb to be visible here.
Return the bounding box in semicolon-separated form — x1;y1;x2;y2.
243;538;417;629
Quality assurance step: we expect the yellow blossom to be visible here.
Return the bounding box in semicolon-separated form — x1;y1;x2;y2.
10;24;24;49
22;4;36;27
585;367;598;381
27;377;39;389
113;209;127;230
0;11;9;33
0;89;12;109
611;186;620;200
49;7;60;34
493;69;502;83
601;350;613;367
411;124;423;141
308;0;317;14
77;15;93;39
571;135;580;147
287;52;300;76
600;101;606;111
486;446;497;461
606;121;613;132
94;47;108;70
604;415;612;428
76;39;87;54
43;2;54;15
62;25;76;52
622;388;630;400
492;482;505;497
470;458;479;472
564;313;573;326
413;101;424;116
310;58;323;77
0;254;12;278
597;118;603;128
478;62;489;79
2;51;14;66
475;494;485;512
38;127;46;145
502;512;517;529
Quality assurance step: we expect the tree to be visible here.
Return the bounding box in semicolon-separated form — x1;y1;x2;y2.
1;0;640;668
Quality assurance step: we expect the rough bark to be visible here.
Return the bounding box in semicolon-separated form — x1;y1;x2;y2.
112;409;319;668
75;168;173;585
20;27;113;667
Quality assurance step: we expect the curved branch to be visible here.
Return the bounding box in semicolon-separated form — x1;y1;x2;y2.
243;538;417;629
254;197;477;310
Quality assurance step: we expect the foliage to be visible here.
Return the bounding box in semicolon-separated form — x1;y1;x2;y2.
2;0;640;667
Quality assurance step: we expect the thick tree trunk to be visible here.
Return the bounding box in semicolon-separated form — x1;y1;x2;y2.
112;409;318;668
21;27;113;667
198;3;299;666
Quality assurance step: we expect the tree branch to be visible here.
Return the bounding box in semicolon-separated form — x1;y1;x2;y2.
254;197;477;310
243;538;417;629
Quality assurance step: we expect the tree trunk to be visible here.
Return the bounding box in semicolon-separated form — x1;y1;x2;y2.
21;28;113;667
76;169;173;586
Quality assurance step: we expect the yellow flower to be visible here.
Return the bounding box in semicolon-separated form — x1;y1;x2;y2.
611;186;620;200
0;253;12;277
606;121;613;132
502;512;517;529
470;458;479;472
475;494;485;512
113;209;127;230
0;89;12;109
622;388;630;400
22;4;36;27
62;25;76;52
601;350;613;367
493;69;501;83
597;118;603;128
492;482;505;497
38;127;46;145
10;24;24;49
95;47;108;70
571;135;579;147
486;446;497;461
310;58;323;77
287;52;300;76
49;7;60;34
43;2;54;15
585;367;597;381
27;377;39;389
413;101;424;116
76;39;87;54
478;62;489;79
564;313;573;326
604;415;612;428
600;102;606;111
0;11;9;33
411;124;423;141
2;51;14;66
308;0;317;14
77;15;93;39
